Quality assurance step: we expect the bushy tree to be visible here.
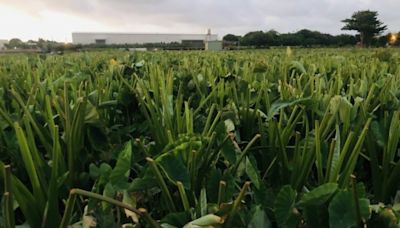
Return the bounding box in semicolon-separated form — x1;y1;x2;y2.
6;38;24;48
341;10;387;47
222;34;240;42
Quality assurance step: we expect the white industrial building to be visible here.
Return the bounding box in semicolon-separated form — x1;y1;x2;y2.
72;32;218;45
0;40;8;50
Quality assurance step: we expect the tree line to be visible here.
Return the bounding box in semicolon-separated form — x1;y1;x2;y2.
224;10;396;48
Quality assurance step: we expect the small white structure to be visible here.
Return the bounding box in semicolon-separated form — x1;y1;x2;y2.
205;40;223;51
72;32;218;45
0;40;8;50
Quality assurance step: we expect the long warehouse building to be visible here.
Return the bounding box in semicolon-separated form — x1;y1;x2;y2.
72;32;218;45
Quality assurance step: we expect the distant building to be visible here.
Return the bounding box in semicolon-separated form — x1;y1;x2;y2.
72;32;218;45
205;40;223;51
0;40;8;50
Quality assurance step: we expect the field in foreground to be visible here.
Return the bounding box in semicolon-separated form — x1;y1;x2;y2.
1;48;400;227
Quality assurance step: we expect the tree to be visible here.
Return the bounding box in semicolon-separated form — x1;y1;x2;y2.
222;34;240;42
341;10;387;47
6;38;24;48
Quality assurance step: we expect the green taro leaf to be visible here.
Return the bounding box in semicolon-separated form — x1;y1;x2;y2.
329;190;370;228
274;185;298;227
157;152;190;189
109;141;132;190
297;183;338;207
161;211;191;228
245;157;261;189
129;177;158;191
248;205;271;228
267;98;310;121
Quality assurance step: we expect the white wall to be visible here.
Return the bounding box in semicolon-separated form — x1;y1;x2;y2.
72;33;218;44
0;40;8;49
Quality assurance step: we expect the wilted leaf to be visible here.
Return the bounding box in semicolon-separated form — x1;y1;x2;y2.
183;214;224;228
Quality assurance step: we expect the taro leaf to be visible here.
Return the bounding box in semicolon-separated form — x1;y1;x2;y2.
84;101;100;124
328;190;370;228
303;205;329;228
157;153;190;189
109;141;132;190
221;172;236;201
267;98;310;121
297;183;338;207
206;168;222;203
289;61;306;75
371;120;386;148
102;183;116;212
221;138;237;165
254;184;274;209
274;185;297;227
98;163;112;186
161;211;191;228
245;157;261;189
129;177;158;191
248;205;271;228
89;163;112;186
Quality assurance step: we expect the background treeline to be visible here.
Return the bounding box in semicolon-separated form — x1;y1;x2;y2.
3;29;400;52
223;29;398;48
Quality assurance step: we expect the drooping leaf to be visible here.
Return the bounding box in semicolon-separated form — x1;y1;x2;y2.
183;214;224;228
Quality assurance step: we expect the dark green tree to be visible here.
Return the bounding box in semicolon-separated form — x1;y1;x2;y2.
341;10;387;47
6;38;24;48
222;34;240;42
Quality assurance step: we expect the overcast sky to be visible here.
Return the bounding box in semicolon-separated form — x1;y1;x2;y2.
0;0;398;42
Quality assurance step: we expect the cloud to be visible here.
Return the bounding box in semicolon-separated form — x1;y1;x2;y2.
1;0;399;41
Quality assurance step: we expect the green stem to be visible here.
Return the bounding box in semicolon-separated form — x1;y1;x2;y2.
146;157;176;212
351;176;363;228
226;182;251;227
177;181;190;211
60;189;160;228
138;208;161;228
217;181;226;206
59;191;77;228
232;134;261;174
